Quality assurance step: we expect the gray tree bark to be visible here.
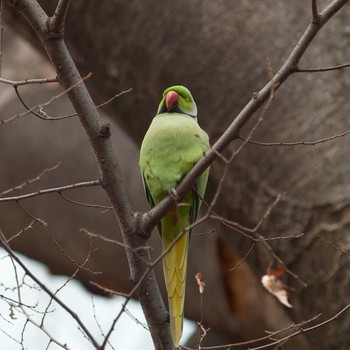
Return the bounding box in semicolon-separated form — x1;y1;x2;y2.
2;1;350;349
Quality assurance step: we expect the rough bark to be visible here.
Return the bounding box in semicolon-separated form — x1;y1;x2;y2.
2;1;350;349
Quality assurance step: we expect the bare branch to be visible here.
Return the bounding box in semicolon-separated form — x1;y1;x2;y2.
318;234;350;257
14;73;91;120
312;0;321;23
0;76;58;86
7;220;35;243
194;313;322;349
0;162;61;197
239;128;350;147
296;62;350;72
80;228;152;259
249;304;350;350
91;297;117;350
228;243;256;271
47;0;71;37
41;236;98;329
59;192;112;211
0;180;101;203
15;201;99;274
95;88;133;110
0;230;100;348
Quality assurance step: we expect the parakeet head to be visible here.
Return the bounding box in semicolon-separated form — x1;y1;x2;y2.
157;85;198;118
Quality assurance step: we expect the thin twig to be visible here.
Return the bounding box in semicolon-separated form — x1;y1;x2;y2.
15;201;99;275
318;235;350;257
0;180;101;202
91;297;116;350
0;76;58;86
0;229;100;348
296;62;350;72
228;242;256;271
14;73;92;120
0;162;61;197
7;220;35;243
41;235;98;328
239;128;350;147
249;304;350;350
194;314;323;350
80;228;152;258
58;192;112;211
95;88;133;109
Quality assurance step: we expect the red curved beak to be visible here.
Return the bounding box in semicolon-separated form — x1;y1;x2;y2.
165;91;179;111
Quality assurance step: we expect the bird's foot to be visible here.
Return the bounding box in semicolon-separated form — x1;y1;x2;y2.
168;188;180;202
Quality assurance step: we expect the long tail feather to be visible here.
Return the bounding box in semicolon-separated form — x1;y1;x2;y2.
162;231;189;348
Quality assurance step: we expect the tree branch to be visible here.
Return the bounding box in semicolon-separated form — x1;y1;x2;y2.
0;162;61;197
249;303;350;350
312;0;321;23
296;62;350;72
0;76;58;86
47;0;71;37
0;180;101;202
0;230;100;348
239;128;350;147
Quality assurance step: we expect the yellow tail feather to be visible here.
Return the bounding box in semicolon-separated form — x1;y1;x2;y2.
162;231;189;348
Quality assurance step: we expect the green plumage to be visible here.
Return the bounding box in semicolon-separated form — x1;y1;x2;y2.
139;86;210;348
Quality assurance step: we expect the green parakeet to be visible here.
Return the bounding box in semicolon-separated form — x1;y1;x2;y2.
139;85;210;348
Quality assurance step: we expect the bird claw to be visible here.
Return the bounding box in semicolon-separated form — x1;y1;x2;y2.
168;188;180;201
